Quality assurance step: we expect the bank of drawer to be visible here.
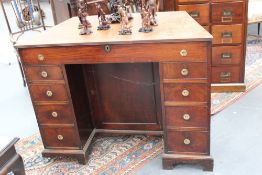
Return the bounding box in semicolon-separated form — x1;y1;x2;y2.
166;130;209;154
41;126;81;148
212;24;242;45
211;66;240;83
29;84;69;102
177;4;209;25
212;1;244;24
212;46;242;65
24;65;64;82
19;42;208;64
165;106;209;128
35;104;74;124
162;62;207;79
164;83;208;102
177;0;208;3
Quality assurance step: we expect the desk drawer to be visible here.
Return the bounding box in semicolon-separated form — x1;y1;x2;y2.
165;106;209;128
35;104;74;124
41;126;81;149
177;0;208;3
19;42;208;64
211;66;241;83
212;24;242;44
162;62;207;79
29;84;69;102
164;83;208;102
212;1;244;24
24;65;64;82
212;46;242;65
166;130;209;154
177;4;209;25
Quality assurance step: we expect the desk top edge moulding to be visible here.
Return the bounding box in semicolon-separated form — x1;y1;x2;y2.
15;11;213;171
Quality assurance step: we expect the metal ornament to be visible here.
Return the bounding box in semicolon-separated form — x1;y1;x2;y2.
77;0;92;35
139;7;152;33
96;3;110;30
118;6;132;35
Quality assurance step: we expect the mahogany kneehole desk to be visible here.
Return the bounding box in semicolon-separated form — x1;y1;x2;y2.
16;11;213;171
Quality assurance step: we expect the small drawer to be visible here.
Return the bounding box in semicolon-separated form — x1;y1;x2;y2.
177;4;209;25
177;0;208;4
29;84;69;102
24;65;64;82
166;130;209;154
212;46;242;65
212;24;242;45
212;1;244;24
211;66;241;83
165;106;209;128
164;83;208;102
35;104;75;124
162;62;207;79
41;126;81;149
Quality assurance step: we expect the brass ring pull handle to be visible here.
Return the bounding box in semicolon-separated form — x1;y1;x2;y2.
57;135;63;140
180;49;188;57
46;90;53;97
181;68;189;76
182;89;190;97
37;54;45;61
51;111;58;118
41;71;48;78
183;114;191;121
184;138;191;145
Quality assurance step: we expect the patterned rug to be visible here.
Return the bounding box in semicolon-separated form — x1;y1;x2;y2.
14;40;262;175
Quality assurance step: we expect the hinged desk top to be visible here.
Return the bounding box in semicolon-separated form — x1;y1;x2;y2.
15;11;212;48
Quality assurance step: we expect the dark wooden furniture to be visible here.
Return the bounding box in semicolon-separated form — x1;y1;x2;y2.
0;137;25;175
168;0;248;92
15;11;213;170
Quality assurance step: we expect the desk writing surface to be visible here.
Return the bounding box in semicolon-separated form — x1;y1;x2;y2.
15;11;212;48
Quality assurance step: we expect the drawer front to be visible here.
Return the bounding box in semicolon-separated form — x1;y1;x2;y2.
166;130;209;154
19;42;208;64
29;84;69;102
212;46;242;65
162;62;207;79
35;104;74;124
212;24;242;44
211;66;241;83
212;1;244;24
164;83;208;102
177;4;209;25
24;65;64;82
177;0;208;3
165;106;209;128
41;127;81;148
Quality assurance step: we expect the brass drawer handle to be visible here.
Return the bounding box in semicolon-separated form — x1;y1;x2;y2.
181;68;189;76
182;89;190;97
220;72;231;78
189;11;200;18
184;138;191;145
221;32;232;38
222;10;232;17
41;71;48;78
51;111;58;118
37;54;45;61
180;49;188;57
183;114;191;121
46;90;53;97
221;53;232;59
57;135;63;140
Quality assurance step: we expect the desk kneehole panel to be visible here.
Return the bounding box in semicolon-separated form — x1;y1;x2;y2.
29;84;69;102
166;130;209;154
24;65;64;82
19;42;208;64
165;106;209;128
162;62;207;79
35;104;75;125
41;126;82;149
163;83;208;102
